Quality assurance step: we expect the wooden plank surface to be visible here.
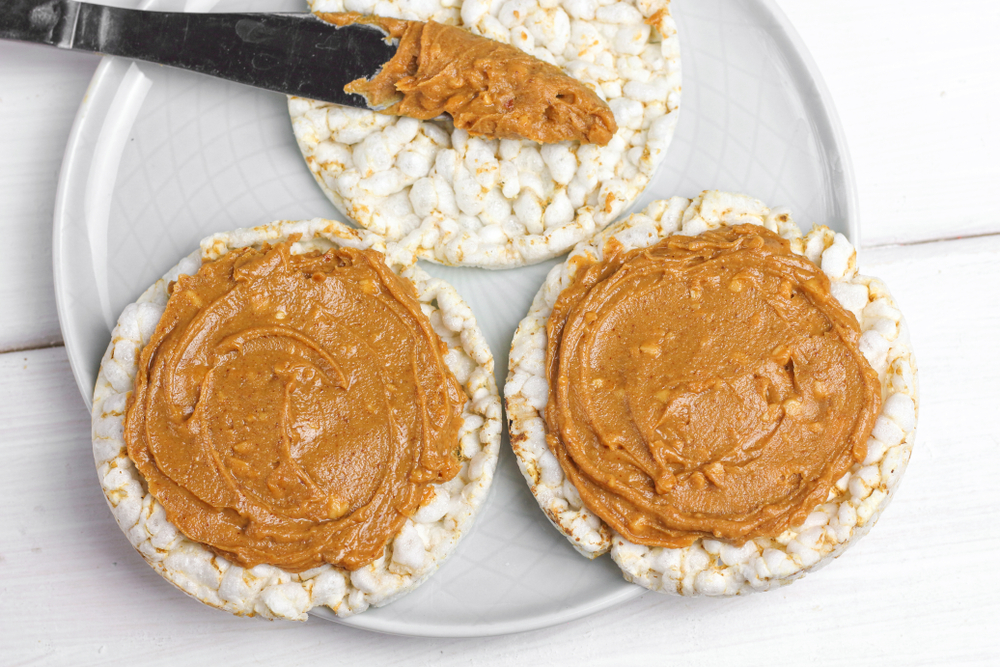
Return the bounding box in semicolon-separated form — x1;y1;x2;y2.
2;236;997;665
1;0;999;663
778;0;1000;247
0;43;99;352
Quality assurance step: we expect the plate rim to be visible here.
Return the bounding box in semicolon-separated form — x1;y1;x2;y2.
754;0;859;243
314;577;646;638
51;0;859;638
53;56;120;411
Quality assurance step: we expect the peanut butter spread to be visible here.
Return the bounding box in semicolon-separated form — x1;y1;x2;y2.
320;12;618;146
123;242;465;572
545;225;881;547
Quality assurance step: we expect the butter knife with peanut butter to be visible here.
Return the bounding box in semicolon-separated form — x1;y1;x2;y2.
2;2;615;144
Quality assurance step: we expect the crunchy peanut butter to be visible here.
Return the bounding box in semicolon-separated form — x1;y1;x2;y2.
124;242;465;572
545;225;881;547
321;12;617;145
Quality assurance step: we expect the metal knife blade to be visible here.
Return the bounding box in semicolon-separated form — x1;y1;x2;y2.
0;0;397;109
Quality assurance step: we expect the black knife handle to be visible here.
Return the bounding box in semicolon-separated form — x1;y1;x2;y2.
0;0;78;45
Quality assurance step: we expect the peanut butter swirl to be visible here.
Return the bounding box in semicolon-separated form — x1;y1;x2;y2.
124;243;465;572
545;225;881;547
322;12;618;146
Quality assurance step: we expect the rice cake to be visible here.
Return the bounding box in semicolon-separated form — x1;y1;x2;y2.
504;191;918;594
290;0;681;268
92;219;502;619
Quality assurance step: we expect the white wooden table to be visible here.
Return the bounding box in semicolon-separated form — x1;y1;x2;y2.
2;1;999;664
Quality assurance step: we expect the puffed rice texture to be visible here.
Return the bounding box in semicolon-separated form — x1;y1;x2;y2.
290;0;681;268
92;219;502;620
504;190;919;594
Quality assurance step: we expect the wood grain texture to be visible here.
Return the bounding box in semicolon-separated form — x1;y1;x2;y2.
776;0;1000;246
2;237;997;665
0;42;99;352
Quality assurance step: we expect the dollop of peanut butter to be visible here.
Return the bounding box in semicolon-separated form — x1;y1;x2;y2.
545;225;881;547
124;242;465;572
321;12;618;145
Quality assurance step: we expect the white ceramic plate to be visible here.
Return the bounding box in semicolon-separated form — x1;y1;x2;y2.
53;0;857;638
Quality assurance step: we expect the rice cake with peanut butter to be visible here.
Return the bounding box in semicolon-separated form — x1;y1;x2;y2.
92;219;501;619
290;0;681;268
505;191;918;594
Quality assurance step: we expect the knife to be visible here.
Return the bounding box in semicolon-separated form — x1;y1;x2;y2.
0;0;398;109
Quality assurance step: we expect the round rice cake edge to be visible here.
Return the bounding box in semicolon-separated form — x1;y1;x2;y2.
91;218;502;620
503;190;919;593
